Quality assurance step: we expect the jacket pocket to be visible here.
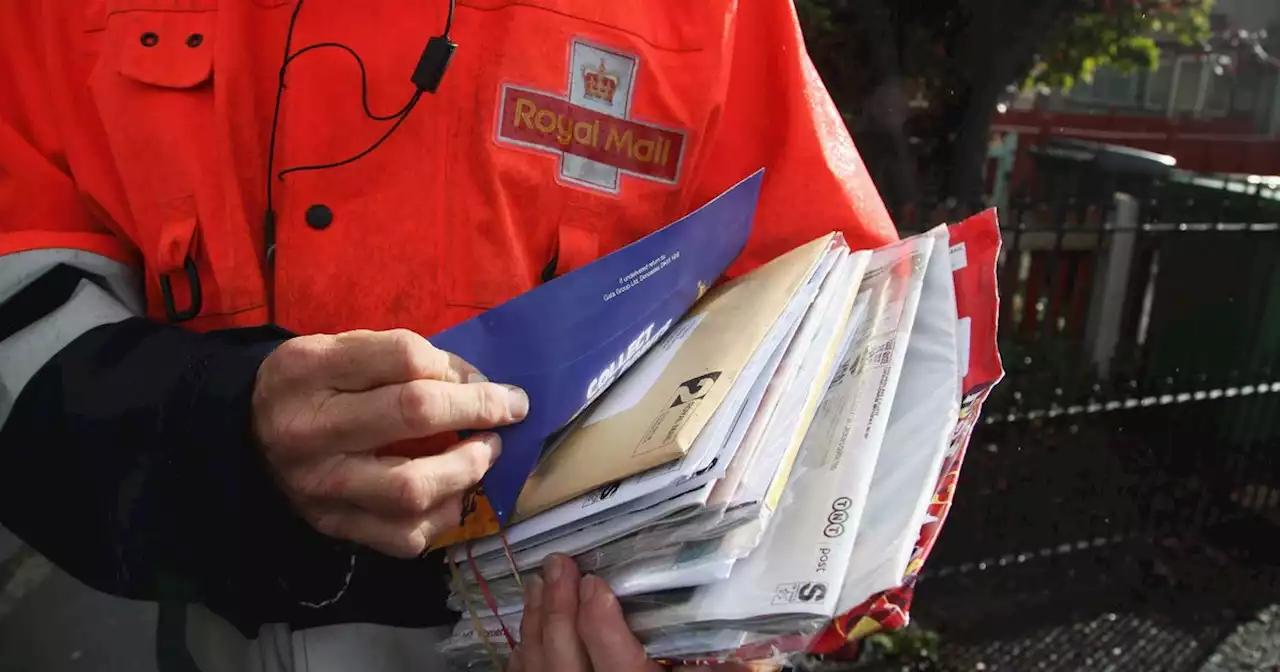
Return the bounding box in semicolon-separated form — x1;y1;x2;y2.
543;219;600;282
88;1;264;325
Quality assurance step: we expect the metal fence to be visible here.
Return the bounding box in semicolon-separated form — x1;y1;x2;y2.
888;187;1280;671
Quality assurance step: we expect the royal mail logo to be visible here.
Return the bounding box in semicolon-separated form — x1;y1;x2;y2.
496;40;687;194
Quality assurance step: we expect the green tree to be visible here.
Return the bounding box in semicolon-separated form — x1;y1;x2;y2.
1028;1;1213;90
797;0;1215;213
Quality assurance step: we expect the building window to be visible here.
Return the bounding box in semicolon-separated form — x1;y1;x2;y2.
1145;59;1174;111
1205;67;1232;117
1144;55;1234;119
1070;66;1140;106
1233;76;1256;114
1172;57;1206;113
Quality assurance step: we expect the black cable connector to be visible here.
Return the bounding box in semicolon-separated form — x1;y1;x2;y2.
411;36;457;94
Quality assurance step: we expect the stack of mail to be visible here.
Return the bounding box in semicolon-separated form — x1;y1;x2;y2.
432;177;1004;668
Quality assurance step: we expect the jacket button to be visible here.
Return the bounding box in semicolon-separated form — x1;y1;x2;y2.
140;32;159;47
305;204;333;230
186;33;204;48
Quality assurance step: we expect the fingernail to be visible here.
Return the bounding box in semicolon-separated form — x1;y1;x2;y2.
467;371;489;384
543;554;565;583
504;385;529;420
579;574;598;604
481;434;502;464
524;575;543;610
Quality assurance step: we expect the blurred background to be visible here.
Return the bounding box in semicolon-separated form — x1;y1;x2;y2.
794;0;1280;669
4;0;1279;670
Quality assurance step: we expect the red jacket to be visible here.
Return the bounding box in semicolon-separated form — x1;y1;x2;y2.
0;1;899;659
1;0;896;339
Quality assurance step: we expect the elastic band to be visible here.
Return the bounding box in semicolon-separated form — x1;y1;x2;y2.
498;527;523;588
466;543;518;649
448;553;505;670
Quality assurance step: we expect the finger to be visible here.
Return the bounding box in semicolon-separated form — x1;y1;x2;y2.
326;434;501;515
309;497;463;558
324;329;483;390
576;575;662;672
540;554;591;672
508;646;525;672
315;380;528;453
519;575;546;671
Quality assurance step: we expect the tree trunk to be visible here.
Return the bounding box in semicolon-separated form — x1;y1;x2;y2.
853;79;919;215
929;0;1075;207
846;0;920;214
943;74;1004;208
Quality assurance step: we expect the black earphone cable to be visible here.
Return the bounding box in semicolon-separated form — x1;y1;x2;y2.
262;0;457;319
263;0;307;224
265;0;455;189
283;42;421;121
261;0;306;321
277;90;423;178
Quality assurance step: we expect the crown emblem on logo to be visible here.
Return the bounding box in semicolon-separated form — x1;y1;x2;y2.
581;58;620;105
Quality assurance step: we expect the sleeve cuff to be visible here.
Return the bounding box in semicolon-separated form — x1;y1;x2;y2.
183;328;359;618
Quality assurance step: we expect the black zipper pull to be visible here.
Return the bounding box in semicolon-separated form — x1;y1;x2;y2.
264;209;277;321
540;249;559;284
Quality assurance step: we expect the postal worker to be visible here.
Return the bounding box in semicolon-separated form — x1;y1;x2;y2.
0;1;896;670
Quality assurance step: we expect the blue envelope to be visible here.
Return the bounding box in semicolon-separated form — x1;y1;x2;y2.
431;170;764;527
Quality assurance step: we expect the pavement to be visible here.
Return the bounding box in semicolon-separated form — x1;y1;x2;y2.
1198;605;1280;672
0;526;158;672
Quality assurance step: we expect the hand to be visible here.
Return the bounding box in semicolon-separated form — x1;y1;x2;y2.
512;554;776;672
252;328;528;558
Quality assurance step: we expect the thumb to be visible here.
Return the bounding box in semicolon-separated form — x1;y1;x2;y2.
575;575;663;672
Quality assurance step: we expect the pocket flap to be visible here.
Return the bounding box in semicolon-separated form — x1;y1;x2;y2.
554;222;600;277
115;10;215;89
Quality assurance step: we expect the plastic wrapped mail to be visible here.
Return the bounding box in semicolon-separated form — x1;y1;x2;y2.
439;211;1005;669
809;211;1005;655
444;248;875;620
619;233;935;655
447;248;869;598
835;225;961;613
454;236;848;564
441;233;934;669
448;526;763;618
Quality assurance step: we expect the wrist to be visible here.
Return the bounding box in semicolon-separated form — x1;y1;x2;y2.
194;328;365;618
